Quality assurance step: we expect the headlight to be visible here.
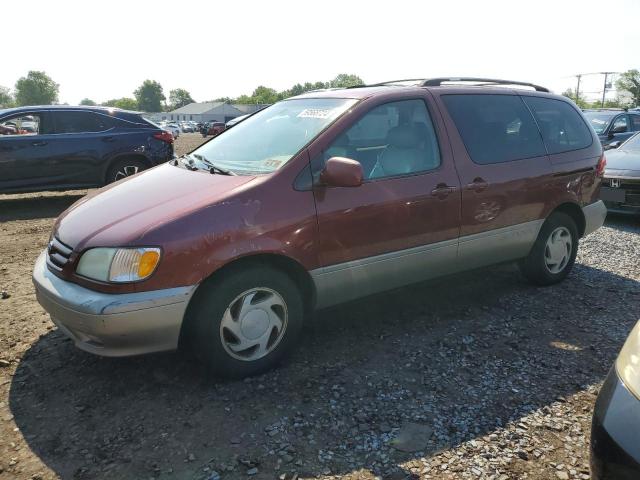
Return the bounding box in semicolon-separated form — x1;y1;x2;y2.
76;247;161;283
616;320;640;400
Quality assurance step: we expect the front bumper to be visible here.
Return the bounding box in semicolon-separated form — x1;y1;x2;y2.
591;369;640;480
582;200;608;236
32;251;196;357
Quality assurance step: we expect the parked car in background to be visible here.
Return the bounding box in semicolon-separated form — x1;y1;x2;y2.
164;123;180;139
180;122;194;133
0;105;174;193
202;121;225;137
600;132;640;214
33;78;607;378
583;109;640;150
591;319;640;479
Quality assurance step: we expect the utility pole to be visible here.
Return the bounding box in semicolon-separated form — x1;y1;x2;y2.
600;72;617;107
575;74;582;105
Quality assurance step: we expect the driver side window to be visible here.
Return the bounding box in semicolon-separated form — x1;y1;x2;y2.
322;99;441;180
612;115;628;133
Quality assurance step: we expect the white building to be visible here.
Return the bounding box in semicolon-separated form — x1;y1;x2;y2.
162;102;268;123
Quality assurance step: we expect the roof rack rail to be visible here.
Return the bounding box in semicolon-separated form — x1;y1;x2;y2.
421;77;549;92
366;79;426;87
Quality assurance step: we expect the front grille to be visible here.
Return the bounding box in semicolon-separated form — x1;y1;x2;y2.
47;237;73;271
603;177;640;206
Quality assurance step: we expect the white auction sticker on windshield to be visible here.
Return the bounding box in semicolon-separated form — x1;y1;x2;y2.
297;108;336;119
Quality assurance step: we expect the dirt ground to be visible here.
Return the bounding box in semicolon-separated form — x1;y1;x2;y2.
0;134;639;479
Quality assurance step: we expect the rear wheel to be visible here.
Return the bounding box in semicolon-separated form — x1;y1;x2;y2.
186;265;304;378
519;212;579;286
106;158;148;184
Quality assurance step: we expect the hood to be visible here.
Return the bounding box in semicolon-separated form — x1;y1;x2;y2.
605;149;640;176
55;163;256;250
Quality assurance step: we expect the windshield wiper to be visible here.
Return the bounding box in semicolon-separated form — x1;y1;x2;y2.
175;155;198;170
191;153;235;176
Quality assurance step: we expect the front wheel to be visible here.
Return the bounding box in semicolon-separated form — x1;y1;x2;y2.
186;265;304;378
519;212;579;286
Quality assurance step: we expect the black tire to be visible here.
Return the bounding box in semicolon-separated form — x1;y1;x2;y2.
186;265;304;378
106;158;148;184
519;212;579;286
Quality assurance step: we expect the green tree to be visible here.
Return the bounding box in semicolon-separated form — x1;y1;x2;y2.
79;98;96;106
251;86;280;104
616;69;640;107
0;86;13;108
14;71;59;106
212;96;233;103
102;97;138;110
134;80;165;112
329;73;364;88
561;88;589;109
168;88;195;110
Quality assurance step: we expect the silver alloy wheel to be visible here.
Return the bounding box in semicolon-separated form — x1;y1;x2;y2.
113;165;140;181
219;287;288;362
544;226;572;274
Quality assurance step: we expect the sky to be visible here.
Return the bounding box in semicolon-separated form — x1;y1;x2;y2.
3;0;639;105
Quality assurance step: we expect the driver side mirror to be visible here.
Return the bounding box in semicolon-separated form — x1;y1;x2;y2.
605;140;621;150
319;157;363;187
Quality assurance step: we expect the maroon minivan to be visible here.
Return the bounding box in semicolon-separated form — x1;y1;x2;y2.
33;78;607;377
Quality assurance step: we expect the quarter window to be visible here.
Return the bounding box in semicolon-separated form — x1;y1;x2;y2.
323;99;441;180
523;97;592;154
442;94;546;164
53;111;112;134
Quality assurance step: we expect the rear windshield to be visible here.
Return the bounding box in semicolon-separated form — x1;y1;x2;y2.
190;98;357;175
582;111;615;134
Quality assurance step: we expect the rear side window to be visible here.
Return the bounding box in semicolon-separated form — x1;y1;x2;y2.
631;115;640;132
442;94;546;164
523;97;592;154
53;111;113;134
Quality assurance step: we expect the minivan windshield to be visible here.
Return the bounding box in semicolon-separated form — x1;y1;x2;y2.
188;98;358;175
582;111;615;134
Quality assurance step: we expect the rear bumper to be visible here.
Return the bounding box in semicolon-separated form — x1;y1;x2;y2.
32;251;196;357
591;369;640;480
583;200;607;236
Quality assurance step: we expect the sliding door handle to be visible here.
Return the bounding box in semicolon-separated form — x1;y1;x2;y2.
465;178;489;192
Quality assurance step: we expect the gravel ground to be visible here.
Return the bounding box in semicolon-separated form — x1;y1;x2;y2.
0;138;639;479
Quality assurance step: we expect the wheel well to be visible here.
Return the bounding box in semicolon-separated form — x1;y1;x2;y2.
552;202;586;237
104;154;151;184
178;253;316;350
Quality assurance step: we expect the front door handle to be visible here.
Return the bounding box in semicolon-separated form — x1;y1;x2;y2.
102;136;116;142
31;141;48;147
465;177;489;192
430;183;457;198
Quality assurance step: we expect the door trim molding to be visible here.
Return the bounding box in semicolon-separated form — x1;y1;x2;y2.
310;219;543;309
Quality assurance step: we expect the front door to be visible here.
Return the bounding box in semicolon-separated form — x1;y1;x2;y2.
310;96;461;307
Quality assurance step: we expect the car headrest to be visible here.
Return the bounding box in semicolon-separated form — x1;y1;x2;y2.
387;125;420;149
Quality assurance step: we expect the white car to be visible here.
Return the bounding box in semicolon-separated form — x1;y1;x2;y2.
164;123;180;139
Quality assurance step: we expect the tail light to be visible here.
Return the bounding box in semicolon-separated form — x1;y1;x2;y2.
596;153;607;177
153;131;174;144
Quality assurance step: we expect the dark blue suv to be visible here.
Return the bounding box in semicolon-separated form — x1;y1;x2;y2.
0;105;174;193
